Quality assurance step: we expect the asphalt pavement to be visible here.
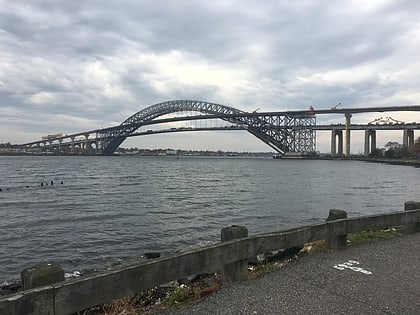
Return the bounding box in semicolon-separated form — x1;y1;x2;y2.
164;233;419;314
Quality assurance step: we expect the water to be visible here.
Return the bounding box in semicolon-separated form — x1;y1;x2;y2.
0;156;418;283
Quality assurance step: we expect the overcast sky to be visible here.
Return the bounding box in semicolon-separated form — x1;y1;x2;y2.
1;0;419;153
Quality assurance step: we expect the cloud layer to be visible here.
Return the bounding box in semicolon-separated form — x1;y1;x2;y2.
1;0;419;151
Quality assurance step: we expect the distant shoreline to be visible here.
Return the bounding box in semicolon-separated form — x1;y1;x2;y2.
1;152;419;167
308;156;420;167
350;157;420;167
276;154;420;167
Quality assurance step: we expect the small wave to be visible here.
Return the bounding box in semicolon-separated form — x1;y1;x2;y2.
119;182;141;187
0;211;143;229
1;155;417;284
177;241;216;253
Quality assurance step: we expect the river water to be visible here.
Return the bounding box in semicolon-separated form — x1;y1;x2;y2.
0;156;418;283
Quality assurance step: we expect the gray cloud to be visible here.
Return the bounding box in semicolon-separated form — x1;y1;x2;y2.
0;0;419;151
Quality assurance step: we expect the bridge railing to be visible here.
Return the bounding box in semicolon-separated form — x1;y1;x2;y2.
1;202;419;315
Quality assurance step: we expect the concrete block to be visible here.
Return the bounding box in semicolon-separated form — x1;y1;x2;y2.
221;225;248;242
221;225;248;281
326;209;348;250
404;201;420;233
21;262;64;291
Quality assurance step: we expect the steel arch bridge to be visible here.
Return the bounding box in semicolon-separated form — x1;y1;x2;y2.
96;100;316;155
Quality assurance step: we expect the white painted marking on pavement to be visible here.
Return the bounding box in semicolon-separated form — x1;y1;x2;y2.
333;260;372;274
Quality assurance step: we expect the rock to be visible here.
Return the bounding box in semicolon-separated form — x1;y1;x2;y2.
251;246;304;264
132;286;169;307
144;252;160;259
199;284;220;298
0;280;21;296
178;274;198;285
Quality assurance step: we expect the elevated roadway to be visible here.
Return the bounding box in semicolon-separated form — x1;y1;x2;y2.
21;101;420;157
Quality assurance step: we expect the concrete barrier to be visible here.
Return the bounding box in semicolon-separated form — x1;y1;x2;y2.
21;262;64;291
1;205;419;315
404;201;420;233
221;225;248;281
326;209;348;250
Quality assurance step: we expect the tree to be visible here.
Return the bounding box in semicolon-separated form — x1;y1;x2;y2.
0;142;12;148
384;141;410;158
410;136;420;159
384;141;400;150
370;148;383;157
384;142;400;158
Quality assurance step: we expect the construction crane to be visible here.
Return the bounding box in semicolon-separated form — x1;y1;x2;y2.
331;102;341;110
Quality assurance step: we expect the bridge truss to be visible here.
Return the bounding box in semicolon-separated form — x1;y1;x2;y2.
21;102;420;156
22;100;316;155
96;100;316;155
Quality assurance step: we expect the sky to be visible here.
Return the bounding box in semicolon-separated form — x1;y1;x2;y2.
1;0;420;153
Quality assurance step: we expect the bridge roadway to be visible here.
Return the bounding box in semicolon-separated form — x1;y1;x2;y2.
22;102;420;156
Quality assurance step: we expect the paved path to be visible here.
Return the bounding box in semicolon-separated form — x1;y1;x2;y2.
164;233;419;314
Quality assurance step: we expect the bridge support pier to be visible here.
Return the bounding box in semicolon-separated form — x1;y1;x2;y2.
364;129;376;156
58;139;63;153
83;134;89;153
345;113;352;157
331;130;343;157
403;129;414;148
71;137;75;154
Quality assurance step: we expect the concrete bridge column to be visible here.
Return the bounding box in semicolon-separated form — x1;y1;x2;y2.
364;129;376;156
345;113;352;157
331;130;336;156
84;134;89;153
331;130;343;157
93;141;98;154
58;139;63;153
71;137;75;153
371;130;376;154
403;129;414;148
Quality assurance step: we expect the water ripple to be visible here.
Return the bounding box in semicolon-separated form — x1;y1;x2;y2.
0;156;418;282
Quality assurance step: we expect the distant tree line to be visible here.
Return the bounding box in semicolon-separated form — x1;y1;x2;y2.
0;142;18;148
370;136;420;159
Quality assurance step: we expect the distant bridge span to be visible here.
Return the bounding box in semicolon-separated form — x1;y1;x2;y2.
96;100;316;155
23;100;420;156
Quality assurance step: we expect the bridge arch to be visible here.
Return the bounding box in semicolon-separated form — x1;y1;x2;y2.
99;100;251;155
98;100;299;155
122;100;245;125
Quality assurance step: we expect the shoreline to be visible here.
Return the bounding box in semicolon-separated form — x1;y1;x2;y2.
277;154;420;167
348;157;420;167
